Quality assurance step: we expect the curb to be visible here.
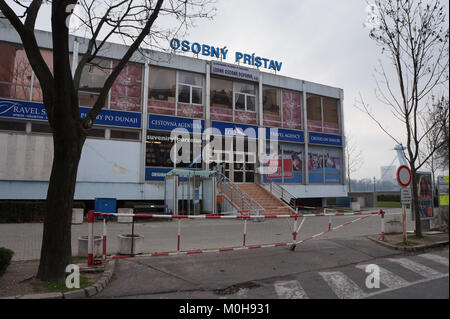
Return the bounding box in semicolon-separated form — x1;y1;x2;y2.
1;259;116;299
367;235;449;252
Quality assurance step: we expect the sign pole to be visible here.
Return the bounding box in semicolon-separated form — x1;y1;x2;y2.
402;201;407;244
397;165;412;245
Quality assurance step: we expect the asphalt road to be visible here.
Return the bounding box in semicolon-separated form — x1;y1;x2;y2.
94;238;448;300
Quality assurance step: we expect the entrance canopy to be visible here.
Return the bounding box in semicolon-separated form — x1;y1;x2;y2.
167;169;215;178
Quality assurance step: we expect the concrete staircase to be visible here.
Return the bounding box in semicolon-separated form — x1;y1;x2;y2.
236;183;295;215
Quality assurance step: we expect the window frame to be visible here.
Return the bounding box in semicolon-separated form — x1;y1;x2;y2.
262;85;281;116
177;71;204;106
233;81;257;113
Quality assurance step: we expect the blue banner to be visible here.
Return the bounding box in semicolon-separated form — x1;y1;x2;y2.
0;98;47;121
308;132;342;146
266;127;304;143
211;121;258;138
148;114;204;133
0;98;141;129
145;167;172;181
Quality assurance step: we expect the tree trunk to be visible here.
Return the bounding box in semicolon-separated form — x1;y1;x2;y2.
36;129;85;282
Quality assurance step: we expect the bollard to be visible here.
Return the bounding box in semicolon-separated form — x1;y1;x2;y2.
243;219;247;247
177;219;181;251
292;216;298;242
379;209;386;241
87;210;95;266
102;217;107;260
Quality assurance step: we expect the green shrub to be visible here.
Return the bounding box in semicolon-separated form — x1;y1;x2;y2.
0;247;14;276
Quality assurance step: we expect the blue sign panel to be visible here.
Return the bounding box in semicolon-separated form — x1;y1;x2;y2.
266;127;304;143
308;132;343;147
0;98;141;129
211;121;258;138
0;98;47;121
79;107;141;129
148;114;204;133
145;167;172;181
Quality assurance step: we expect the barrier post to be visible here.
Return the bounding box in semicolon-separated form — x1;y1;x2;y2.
243;219;247;247
379;209;386;241
102;217;107;260
87;210;94;266
130;213;135;256
177;218;181;251
292;216;298;242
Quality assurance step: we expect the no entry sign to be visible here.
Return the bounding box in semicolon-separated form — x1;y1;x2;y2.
397;165;412;187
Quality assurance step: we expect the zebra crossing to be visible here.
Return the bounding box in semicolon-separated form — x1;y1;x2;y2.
223;251;449;299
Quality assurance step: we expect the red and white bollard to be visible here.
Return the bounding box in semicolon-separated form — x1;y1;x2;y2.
243;219;247;247
87;210;95;266
102;217;107;260
177;219;181;252
379;209;386;241
292;216;298;242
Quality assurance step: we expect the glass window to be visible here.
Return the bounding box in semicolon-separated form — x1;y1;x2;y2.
78;57;110;108
31;122;52;134
177;71;203;105
148;66;176;102
323;97;340;134
308;146;324;184
0;120;26;132
307;94;322;132
323;98;338;124
79;57;110;94
179;71;202;86
86;128;105;138
324;148;341;184
110;129;140;141
146;131;201;169
263;86;280;115
307;94;321;121
0;43;32;101
32;49;55;102
234;82;256;112
210;77;232;109
110;61;143;112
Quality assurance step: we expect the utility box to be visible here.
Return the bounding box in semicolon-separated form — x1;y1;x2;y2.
95;198;116;220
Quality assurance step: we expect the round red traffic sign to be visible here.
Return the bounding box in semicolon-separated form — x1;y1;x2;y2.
397;165;412;187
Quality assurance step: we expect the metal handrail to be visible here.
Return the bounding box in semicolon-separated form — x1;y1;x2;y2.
269;182;296;208
217;173;265;215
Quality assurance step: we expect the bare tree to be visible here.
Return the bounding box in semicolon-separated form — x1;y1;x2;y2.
345;130;363;192
0;0;215;282
420;95;449;190
357;0;449;237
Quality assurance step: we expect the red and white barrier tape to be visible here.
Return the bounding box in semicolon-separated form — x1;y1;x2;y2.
109;211;388;260
94;210;386;219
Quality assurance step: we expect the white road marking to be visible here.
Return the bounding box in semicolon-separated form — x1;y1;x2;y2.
274;280;309;299
418;253;449;267
387;258;443;279
319;271;365;299
356;264;409;289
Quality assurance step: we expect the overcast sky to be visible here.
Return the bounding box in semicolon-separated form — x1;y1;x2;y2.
10;0;450;180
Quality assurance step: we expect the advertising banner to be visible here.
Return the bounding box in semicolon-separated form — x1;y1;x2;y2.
416;172;434;218
0;98;142;129
265;127;304;143
211;61;259;82
148;114;204;133
437;175;449;206
308;132;343;147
